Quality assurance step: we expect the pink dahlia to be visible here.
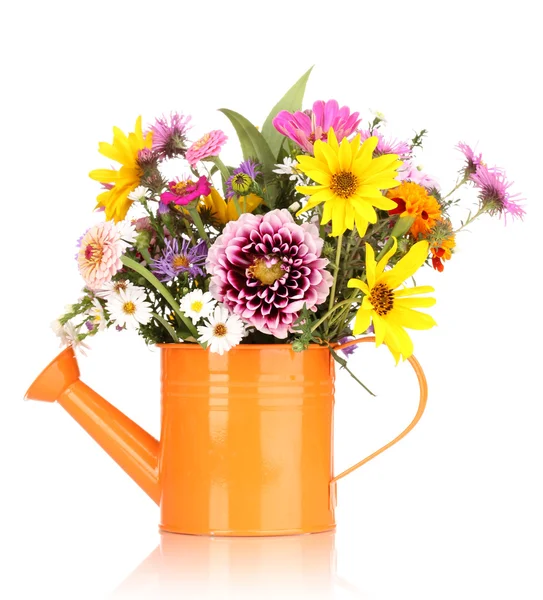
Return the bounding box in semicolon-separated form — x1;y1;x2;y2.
207;209;333;338
272;99;360;154
77;221;136;290
185;130;228;167
358;129;412;160
160;176;211;209
470;164;525;222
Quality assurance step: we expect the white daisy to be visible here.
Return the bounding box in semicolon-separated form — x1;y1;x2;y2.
94;279;136;299
106;285;152;329
272;157;307;184
197;305;246;355
87;298;107;332
51;319;90;355
128;186;151;202
180;289;216;324
115;220;137;249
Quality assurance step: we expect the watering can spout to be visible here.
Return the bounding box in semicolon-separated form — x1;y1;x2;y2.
25;347;160;505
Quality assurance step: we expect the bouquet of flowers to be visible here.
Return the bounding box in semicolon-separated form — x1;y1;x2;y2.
53;68;524;371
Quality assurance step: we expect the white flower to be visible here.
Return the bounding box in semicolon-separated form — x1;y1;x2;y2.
273;157;299;176
370;109;387;124
180;290;216;324
128;186;151;202
87;298;107;332
197;305;246;355
106;285;152;329
51;319;90;355
94;279;136;299
115;220;137;249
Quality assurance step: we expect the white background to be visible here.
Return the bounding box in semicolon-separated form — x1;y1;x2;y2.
1;1;542;598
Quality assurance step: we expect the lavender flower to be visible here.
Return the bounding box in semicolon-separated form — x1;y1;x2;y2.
151;238;208;281
149;112;192;159
470;164;525;222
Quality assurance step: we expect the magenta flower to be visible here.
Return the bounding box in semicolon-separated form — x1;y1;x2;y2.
272;99;360;154
185;130;228;167
151;238;208;282
160;176;211;209
358;129;412;160
150;112;192;159
207;209;333;339
457;142;483;176
470;164;525;222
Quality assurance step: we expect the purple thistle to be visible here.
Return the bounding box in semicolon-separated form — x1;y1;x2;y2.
149;112;192;159
470;164;525;223
226;159;261;198
151;238;208;281
457;142;483;176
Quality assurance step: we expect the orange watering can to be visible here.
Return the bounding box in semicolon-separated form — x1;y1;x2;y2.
25;338;427;536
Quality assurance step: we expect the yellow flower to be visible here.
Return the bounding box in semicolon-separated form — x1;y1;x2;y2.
89;116;152;222
295;129;402;236
199;187;262;224
348;238;437;363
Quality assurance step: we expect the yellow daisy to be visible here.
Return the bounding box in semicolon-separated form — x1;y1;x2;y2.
295;129;403;236
89;116;153;222
199;188;262;224
348;238;437;363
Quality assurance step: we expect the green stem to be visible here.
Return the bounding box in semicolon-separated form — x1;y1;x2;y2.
187;205;209;245
327;233;343;316
120;255;199;340
327;289;360;330
442;175;469;201
311;296;358;333
233;195;242;217
151;312;179;342
453;204;489;234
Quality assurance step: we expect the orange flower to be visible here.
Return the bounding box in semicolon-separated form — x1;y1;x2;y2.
386;181;441;240
428;219;456;272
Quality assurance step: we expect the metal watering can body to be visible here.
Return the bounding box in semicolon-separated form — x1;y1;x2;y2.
25;339;427;536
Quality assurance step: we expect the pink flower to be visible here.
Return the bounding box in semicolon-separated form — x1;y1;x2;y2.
150;112;192;159
358;129;412;160
457;142;483;176
207;209;333;339
470;164;525;222
77;221;135;290
185;130;228;167
160;176;211;208
398;161;440;191
272;99;360;154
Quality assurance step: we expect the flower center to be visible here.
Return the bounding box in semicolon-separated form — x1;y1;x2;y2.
249;258;285;285
122;301;136;315
172;255;190;269
213;323;227;337
330;171;359;199
369;282;395;316
231;173;252;193
173;180;192;194
190;300;203;312
192;133;210;150
84;243;103;263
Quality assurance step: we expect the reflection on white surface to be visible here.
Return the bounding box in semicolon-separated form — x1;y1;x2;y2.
110;531;363;599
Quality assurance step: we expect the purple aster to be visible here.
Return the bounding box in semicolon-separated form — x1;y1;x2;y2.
149;112;192;159
358;129;412;160
207;209;333;339
457;142;483;176
226;159;261;198
470;164;525;223
151;238;208;282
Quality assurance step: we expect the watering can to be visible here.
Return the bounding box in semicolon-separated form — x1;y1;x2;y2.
25;338;427;536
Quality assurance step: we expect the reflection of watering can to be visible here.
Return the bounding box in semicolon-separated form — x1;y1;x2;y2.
26;338;427;536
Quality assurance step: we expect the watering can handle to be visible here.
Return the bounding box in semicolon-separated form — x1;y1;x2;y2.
330;336;428;498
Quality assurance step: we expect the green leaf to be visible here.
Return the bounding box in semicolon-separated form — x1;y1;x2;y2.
218;108;278;207
261;67;314;159
329;346;376;397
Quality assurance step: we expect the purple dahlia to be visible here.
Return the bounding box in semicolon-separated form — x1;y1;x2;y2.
207;209;333;339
